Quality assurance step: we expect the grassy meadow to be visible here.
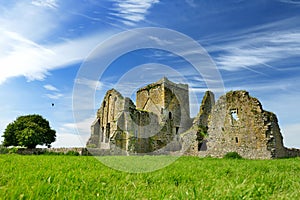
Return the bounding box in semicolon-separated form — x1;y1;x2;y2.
0;155;299;199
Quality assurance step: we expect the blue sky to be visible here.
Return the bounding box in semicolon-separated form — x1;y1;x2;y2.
1;0;300;148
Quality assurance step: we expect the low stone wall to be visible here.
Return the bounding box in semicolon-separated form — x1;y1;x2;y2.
16;148;90;155
285;148;300;158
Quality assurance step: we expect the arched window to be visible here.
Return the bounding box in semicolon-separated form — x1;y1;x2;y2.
169;112;172;120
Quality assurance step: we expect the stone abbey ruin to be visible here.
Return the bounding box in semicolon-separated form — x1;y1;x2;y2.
87;77;300;159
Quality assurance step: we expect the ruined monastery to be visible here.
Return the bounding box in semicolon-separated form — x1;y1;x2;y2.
87;77;300;159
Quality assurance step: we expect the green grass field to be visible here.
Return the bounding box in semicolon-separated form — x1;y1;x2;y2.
0;155;299;199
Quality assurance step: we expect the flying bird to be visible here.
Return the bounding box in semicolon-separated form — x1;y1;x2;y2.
52;103;54;107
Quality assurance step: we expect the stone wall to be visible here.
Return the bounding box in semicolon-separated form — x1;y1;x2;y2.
87;78;191;154
200;90;297;159
15;148;88;155
182;91;215;155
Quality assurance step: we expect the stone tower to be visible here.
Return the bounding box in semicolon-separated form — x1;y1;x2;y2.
87;77;192;154
136;77;191;134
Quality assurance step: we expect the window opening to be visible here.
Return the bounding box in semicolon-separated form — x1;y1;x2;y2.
235;137;239;143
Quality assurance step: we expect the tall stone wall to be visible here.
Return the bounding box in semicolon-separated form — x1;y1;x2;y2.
201;91;291;159
87;89;125;149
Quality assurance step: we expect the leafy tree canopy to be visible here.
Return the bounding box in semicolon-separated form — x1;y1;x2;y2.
2;114;56;148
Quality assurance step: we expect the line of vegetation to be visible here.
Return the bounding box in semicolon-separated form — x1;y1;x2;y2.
0;146;81;156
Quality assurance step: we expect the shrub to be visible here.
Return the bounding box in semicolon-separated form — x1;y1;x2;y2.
0;146;9;154
65;151;80;156
8;147;20;154
223;152;243;159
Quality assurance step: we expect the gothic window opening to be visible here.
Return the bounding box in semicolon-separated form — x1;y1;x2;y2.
230;109;239;126
198;142;202;151
176;127;179;135
230;109;239;120
106;123;110;142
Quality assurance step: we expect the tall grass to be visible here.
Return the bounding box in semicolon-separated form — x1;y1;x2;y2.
0;155;299;199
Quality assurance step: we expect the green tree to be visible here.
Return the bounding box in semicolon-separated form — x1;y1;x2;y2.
2;114;56;148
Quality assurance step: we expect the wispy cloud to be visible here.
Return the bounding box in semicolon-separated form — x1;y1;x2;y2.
74;78;103;91
44;84;59;91
277;0;300;5
0;30;113;84
31;0;58;9
110;0;159;26
61;116;95;145
208;18;300;72
282;123;300;148
0;1;116;85
185;0;197;7
46;93;63;100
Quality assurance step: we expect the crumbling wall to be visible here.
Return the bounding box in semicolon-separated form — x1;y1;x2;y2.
201;91;288;159
87;89;125;149
182;91;215;155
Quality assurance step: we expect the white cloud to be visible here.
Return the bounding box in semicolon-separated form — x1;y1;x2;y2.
282;123;300;148
214;32;300;71
51;133;85;148
277;0;300;5
110;0;159;25
185;0;197;7
49;115;96;148
203;18;300;72
46;93;63;100
44;84;59;91
0;2;58;41
31;0;58;9
74;78;103;91
0;1;116;85
0;30;113;85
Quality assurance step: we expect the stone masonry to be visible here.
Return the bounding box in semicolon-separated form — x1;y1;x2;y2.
87;77;191;154
200;90;300;159
87;78;300;159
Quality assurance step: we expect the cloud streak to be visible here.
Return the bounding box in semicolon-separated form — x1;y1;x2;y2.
0;30;113;84
44;84;59;91
204;18;300;72
31;0;59;9
110;0;159;26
